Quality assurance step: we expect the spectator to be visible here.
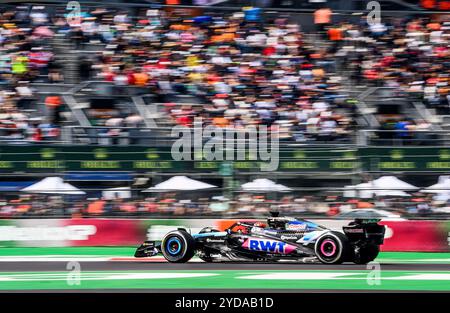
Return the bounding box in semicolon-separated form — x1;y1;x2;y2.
45;95;62;125
314;7;332;36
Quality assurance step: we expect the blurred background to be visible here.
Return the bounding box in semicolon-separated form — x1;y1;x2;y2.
1;0;450;221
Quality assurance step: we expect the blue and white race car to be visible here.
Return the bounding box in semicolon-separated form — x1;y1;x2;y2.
135;212;385;264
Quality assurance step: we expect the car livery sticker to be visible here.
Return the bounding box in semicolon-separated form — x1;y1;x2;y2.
286;220;319;231
242;237;297;254
296;230;327;244
286;223;307;231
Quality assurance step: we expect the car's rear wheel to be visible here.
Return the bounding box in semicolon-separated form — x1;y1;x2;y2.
161;230;196;263
353;244;379;264
314;231;350;264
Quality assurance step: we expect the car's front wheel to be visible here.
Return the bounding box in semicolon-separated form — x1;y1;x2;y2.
314;231;350;264
161;230;196;263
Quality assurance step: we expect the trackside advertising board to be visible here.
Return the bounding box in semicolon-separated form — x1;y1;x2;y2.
380;221;450;252
4;145;450;173
0;219;449;252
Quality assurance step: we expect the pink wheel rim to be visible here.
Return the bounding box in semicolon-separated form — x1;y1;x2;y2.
320;239;337;257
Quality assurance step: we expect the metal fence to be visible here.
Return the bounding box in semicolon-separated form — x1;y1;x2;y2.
66;126;450;147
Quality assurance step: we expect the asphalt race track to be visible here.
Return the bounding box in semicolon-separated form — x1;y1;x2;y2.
1;261;449;272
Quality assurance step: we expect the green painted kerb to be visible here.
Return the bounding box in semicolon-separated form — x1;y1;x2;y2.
0;270;448;291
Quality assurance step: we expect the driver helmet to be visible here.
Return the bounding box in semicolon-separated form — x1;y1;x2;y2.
254;222;267;228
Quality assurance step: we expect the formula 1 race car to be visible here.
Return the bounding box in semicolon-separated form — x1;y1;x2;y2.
135;212;386;264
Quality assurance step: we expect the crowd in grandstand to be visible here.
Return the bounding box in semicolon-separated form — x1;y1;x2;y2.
0;7;64;142
64;7;355;143
331;15;450;117
62;7;450;141
2;5;450;142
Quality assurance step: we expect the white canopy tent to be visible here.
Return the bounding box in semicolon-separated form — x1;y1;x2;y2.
102;187;132;200
344;176;417;198
21;177;85;195
421;176;450;194
143;176;217;192
241;178;292;192
421;176;450;201
372;176;418;191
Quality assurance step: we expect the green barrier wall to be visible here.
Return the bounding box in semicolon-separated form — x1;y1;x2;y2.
2;145;450;173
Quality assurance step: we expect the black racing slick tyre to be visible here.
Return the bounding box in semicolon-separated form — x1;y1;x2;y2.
314;231;350;264
161;230;196;263
353;244;380;264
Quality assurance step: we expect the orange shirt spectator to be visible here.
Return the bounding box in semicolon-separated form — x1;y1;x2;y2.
314;8;332;25
120;203;136;213
170;24;190;31
357;201;374;209
45;96;62;108
87;200;105;215
328;28;343;41
211;33;235;43
133;72;149;86
439;0;450;10
427;22;441;31
16;204;31;213
421;0;435;9
213;117;229;127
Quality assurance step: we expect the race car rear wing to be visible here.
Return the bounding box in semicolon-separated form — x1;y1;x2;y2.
354;218;382;224
342;219;386;245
